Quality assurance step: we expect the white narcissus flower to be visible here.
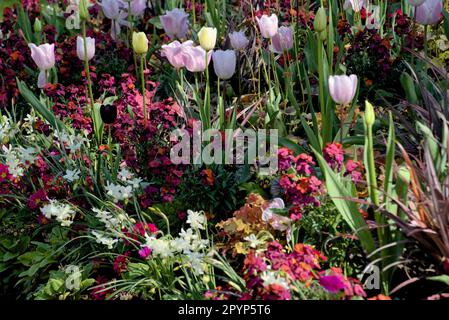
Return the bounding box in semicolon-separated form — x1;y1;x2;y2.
63;169;81;182
186;210;206;229
76;36;95;61
328;74;358;105
212;49;236;80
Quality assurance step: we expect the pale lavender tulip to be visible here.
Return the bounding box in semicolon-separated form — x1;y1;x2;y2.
212;50;236;80
130;0;146;17
328;74;358;105
181;45;211;73
229;31;249;51
29;43;55;88
161;40;193;69
76;36;95;61
160;8;189;39
343;0;367;12
271;26;293;53
256;14;278;38
100;0;125;19
408;0;426;6
413;0;443;25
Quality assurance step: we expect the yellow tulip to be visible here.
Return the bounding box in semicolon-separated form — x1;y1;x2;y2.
198;27;217;51
132;31;149;55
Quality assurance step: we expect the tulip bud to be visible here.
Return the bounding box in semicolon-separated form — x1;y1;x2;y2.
198;27;217;51
319;30;327;41
364;100;375;127
79;0;89;21
328;74;358;105
76;36;96;61
100;104;118;124
34;18;42;33
314;7;327;33
397;165;411;184
132;31;149;54
412;0;443;26
256;14;279;38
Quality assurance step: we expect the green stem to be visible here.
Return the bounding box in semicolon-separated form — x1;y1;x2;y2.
366;125;379;206
204;51;211;130
140;54;147;126
82;21;99;145
317;36;326;144
424;24;428;56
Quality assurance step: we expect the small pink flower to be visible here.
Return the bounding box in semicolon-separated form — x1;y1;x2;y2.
138;246;152;259
319;275;347;293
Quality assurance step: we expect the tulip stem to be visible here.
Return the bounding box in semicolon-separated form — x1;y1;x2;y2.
204;51;211;130
192;0;196;25
82;21;99;145
411;8;416;65
424;25;428;56
317;35;327;144
140;54;148;126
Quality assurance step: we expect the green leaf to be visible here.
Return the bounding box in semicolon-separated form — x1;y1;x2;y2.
17;79;65;131
427;275;449;286
312;147;376;254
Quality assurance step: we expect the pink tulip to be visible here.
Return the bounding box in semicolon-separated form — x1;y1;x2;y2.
271;26;293;53
413;0;443;25
161;40;193;69
76;36;95;61
328;74;358;105
130;0;146;17
28;43;55;88
160;8;189;40
256;14;278;38
229;31;249;51
181;45;211;72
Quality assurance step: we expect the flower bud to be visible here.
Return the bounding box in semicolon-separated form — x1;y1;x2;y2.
79;0;89;21
34;18;42;33
364;100;375;127
314;7;327;33
319;30;327;41
132;31;149;54
397;165;411;184
198;27;217;51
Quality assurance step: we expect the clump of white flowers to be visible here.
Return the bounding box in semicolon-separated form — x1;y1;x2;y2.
40;200;76;227
105;181;134;203
1;145;38;178
54;131;87;153
104;166;147;203
91;230;118;249
141;210;210;275
260;268;290;290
